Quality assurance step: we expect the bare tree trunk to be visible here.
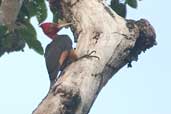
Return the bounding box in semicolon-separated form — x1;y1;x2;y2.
32;0;156;114
0;0;23;30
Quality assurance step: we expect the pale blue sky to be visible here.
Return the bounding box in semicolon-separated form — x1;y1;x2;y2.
0;1;171;114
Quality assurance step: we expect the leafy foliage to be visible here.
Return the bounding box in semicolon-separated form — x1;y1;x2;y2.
0;25;25;56
0;25;7;36
16;21;44;55
0;26;7;56
0;0;47;57
36;0;47;23
19;0;47;23
110;0;139;18
126;0;138;8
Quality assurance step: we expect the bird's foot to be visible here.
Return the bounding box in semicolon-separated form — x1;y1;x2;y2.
76;50;100;61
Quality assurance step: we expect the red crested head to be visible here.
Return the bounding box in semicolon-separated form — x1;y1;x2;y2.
40;22;73;40
39;22;59;40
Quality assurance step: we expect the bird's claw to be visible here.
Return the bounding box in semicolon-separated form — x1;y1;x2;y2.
88;50;96;56
77;50;100;61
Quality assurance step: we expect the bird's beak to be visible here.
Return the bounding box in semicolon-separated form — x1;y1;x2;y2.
58;22;73;29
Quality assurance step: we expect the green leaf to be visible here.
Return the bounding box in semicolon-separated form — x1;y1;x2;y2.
126;0;138;8
35;0;47;23
111;0;119;4
17;22;44;55
111;0;127;18
25;1;37;17
18;2;30;20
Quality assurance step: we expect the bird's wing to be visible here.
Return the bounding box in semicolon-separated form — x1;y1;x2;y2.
44;41;63;75
44;35;73;81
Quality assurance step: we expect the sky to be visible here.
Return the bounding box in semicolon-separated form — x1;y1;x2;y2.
0;0;171;114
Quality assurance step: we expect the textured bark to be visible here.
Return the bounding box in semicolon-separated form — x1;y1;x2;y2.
0;0;23;30
33;0;156;114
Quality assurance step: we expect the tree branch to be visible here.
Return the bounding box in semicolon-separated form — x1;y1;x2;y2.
32;0;156;114
0;0;24;30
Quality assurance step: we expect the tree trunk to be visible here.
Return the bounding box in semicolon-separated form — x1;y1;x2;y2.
0;0;23;30
33;0;156;114
0;0;156;114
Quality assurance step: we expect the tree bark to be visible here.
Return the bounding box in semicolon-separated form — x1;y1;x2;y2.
33;0;156;114
0;0;23;30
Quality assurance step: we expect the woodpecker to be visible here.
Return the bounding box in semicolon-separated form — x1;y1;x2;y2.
40;22;77;87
